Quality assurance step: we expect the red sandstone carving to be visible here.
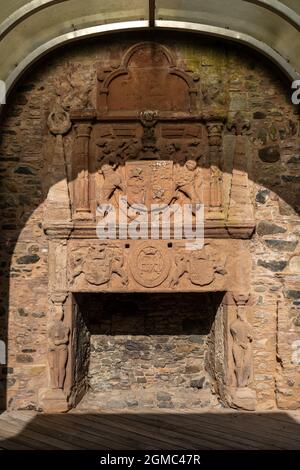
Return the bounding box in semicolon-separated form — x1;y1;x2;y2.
70;244;128;288
97;42;199;115
41;41;258;413
169;244;226;288
230;294;253;388
129;242;171;288
48;302;70;390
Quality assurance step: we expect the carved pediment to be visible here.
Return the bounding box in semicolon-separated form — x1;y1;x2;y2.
97;42;200;115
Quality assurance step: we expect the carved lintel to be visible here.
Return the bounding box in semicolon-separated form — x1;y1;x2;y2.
73;123;93;219
206;121;224;215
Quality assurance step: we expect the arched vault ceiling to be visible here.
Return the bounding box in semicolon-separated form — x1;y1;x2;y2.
0;0;300;96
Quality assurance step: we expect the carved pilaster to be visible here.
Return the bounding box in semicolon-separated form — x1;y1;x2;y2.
44;105;72;224
227;112;254;223
206;121;224;216
73;123;93;219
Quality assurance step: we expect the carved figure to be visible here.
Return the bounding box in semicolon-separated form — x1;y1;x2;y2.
230;307;253;387
140;110;159;157
47;304;70;390
169;253;188;288
174;159;198;202
111;253;128;287
97;138;141;165
98;163;124;204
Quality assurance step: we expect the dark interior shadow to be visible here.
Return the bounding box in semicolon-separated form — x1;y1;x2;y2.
1;411;300;450
75;292;223;335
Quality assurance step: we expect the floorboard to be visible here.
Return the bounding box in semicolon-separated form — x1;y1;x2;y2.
1;409;300;450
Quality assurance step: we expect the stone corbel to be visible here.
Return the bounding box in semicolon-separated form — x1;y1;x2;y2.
221;292;257;411
73;122;93;220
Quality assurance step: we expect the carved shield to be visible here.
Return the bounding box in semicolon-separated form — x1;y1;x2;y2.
129;242;171;288
188;255;215;286
84;248;112;285
125;160;174;208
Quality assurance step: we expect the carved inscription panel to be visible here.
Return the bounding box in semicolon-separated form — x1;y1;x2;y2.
97;42;199;114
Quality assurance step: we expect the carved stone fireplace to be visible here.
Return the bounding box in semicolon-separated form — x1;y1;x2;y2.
71;291;223;410
40;41;258;413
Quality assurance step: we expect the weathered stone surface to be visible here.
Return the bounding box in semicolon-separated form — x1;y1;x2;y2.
284;290;300;300
255;189;270;204
18;308;28;317
157;392;172;401
32;311;46;318
258;145;280;163
281;175;300;183
257;260;287;272
190;377;206;389
264;240;298;252
16;254;40;264
14;167;36;175
253;111;266;119
257;221;286;236
287;155;300;164
289;256;300;273
16;354;33;363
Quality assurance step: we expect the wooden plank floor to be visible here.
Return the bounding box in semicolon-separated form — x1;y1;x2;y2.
1;409;300;450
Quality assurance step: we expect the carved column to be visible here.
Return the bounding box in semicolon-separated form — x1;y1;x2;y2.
227;112;254;223
73;123;93;219
206;121;224;216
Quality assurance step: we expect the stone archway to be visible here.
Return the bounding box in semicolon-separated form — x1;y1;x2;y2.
0;32;299;412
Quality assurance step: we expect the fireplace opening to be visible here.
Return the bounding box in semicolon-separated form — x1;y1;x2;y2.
72;292;225;410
